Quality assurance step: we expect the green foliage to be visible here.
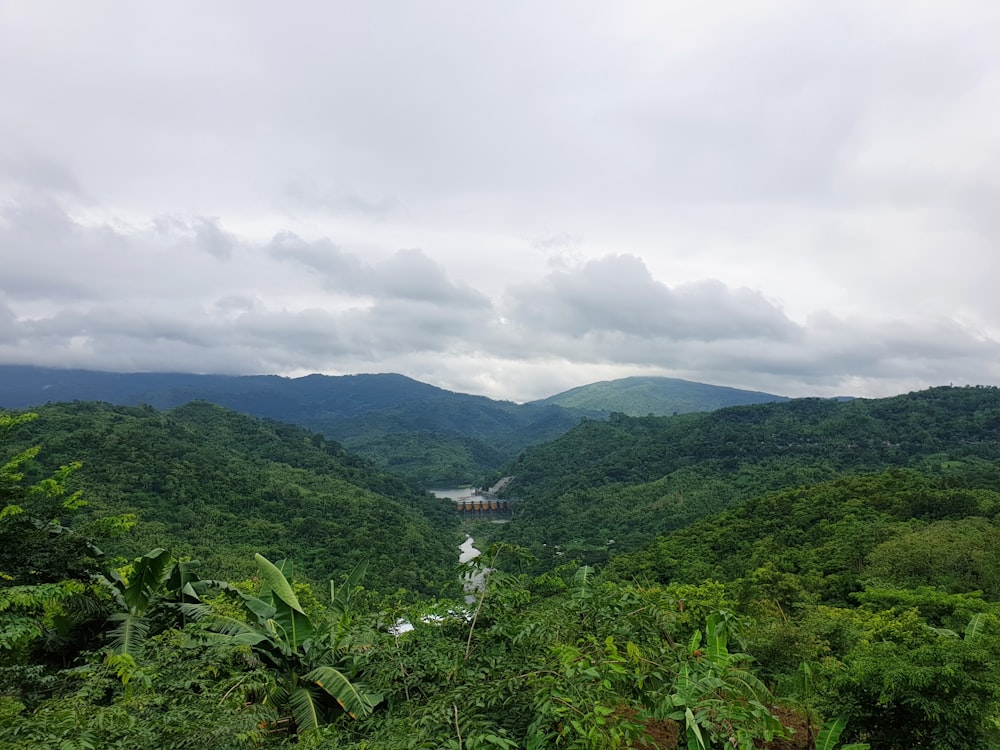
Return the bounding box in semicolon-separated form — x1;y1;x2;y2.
1;413;104;587
205;553;379;738
498;386;1000;563
821;626;1000;749
96;548;223;659
657;613;785;750
0;628;273;750
7;386;1000;747
339;430;507;487
612;469;1000;605
864;517;1000;597
6;402;460;595
815;718;869;750
533;375;787;417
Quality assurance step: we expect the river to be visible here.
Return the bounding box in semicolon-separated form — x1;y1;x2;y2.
431;489;485;602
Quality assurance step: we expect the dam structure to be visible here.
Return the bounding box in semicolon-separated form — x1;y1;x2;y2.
455;477;515;519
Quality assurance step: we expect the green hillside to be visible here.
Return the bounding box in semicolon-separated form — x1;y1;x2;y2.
612;468;1000;603
494;386;1000;564
0;366;585;485
3;401;461;595
4;387;1000;748
531;375;789;416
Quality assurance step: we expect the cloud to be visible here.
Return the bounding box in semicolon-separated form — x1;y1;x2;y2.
378;249;489;307
269;233;489;307
2;188;998;402
0;155;83;197
281;177;400;218
504;255;799;342
0;194;496;375
0;301;19;344
267;232;366;284
529;231;582;252
2;3;1000;401
194;218;236;260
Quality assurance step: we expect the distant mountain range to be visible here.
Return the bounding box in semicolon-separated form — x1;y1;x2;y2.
0;366;583;485
0;365;804;484
533;375;788;416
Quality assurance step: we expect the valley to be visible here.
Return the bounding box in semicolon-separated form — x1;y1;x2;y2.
2;376;999;749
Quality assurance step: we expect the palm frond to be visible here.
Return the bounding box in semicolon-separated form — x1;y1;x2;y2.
173;601;212;621
254;554;306;614
199;615;272;647
240;594;277;622
724;668;771;703
93;574;128;611
571;565;595;600
330;559;368;621
123;548;172;616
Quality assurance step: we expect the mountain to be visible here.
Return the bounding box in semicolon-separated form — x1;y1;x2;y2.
531;375;789;416
0;365;585;485
494;386;1000;566
4;400;461;595
0;366;464;417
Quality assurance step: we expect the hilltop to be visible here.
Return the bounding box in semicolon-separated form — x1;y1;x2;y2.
531;375;789;416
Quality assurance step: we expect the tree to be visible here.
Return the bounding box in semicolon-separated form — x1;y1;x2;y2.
0;413;100;586
822;611;1000;749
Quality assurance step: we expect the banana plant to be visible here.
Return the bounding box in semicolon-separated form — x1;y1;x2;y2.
931;611;991;641
661;612;785;750
98;548;174;657
815;717;869;750
97;548;225;657
207;553;379;736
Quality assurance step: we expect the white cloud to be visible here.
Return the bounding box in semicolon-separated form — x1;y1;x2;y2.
1;1;999;401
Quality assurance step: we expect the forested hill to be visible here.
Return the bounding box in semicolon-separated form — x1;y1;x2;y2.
0;365;585;485
611;467;1000;603
530;375;789;416
4;400;461;595
5;389;1000;748
496;386;1000;561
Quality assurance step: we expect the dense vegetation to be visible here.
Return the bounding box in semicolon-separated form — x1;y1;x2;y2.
3;401;460;595
0;366;589;485
0;367;798;485
3;386;1000;748
493;387;1000;564
531;376;788;417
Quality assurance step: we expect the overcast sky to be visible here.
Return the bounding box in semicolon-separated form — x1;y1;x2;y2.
2;1;999;402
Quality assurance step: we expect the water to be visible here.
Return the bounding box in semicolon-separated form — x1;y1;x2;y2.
432;486;512;524
459;535;481;564
459;535;484;603
391;532;482;633
429;487;474;501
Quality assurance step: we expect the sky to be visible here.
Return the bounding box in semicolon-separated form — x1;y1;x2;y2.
2;1;1000;402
